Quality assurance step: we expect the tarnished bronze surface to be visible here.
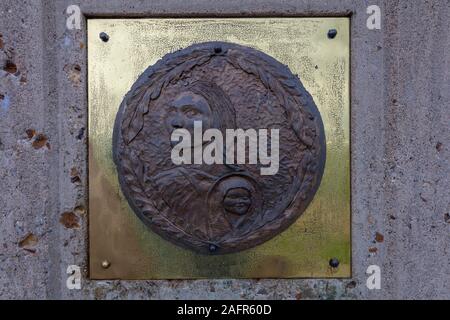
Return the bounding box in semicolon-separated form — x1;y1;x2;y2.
88;18;350;279
112;42;325;254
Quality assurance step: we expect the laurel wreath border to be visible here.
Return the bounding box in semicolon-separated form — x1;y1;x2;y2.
113;42;325;254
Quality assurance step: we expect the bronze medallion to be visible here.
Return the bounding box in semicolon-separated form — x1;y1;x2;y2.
113;41;326;254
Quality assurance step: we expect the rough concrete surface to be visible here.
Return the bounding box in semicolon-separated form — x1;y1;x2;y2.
0;0;448;299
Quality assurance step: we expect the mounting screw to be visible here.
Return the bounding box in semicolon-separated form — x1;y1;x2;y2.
329;258;339;268
99;32;109;42
209;244;217;252
327;29;337;39
101;260;111;269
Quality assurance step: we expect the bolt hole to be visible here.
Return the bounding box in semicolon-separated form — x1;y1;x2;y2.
99;32;109;42
329;258;339;268
327;29;337;39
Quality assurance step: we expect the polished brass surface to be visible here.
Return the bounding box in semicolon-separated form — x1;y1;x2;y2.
88;18;350;279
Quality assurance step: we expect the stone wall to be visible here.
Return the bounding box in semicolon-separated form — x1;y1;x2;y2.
0;0;448;299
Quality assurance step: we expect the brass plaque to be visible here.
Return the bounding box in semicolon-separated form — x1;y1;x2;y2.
88;18;350;279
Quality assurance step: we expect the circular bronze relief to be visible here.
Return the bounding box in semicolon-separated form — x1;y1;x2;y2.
113;42;326;254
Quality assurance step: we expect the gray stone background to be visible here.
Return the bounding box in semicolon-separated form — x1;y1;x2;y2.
0;0;448;299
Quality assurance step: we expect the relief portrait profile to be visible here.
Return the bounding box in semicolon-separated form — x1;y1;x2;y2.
143;80;254;242
112;41;326;254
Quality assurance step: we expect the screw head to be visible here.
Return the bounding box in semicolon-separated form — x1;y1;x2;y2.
329;258;339;268
327;29;338;39
101;260;110;269
99;32;109;42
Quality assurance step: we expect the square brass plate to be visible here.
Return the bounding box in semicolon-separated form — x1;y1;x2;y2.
88;18;350;279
